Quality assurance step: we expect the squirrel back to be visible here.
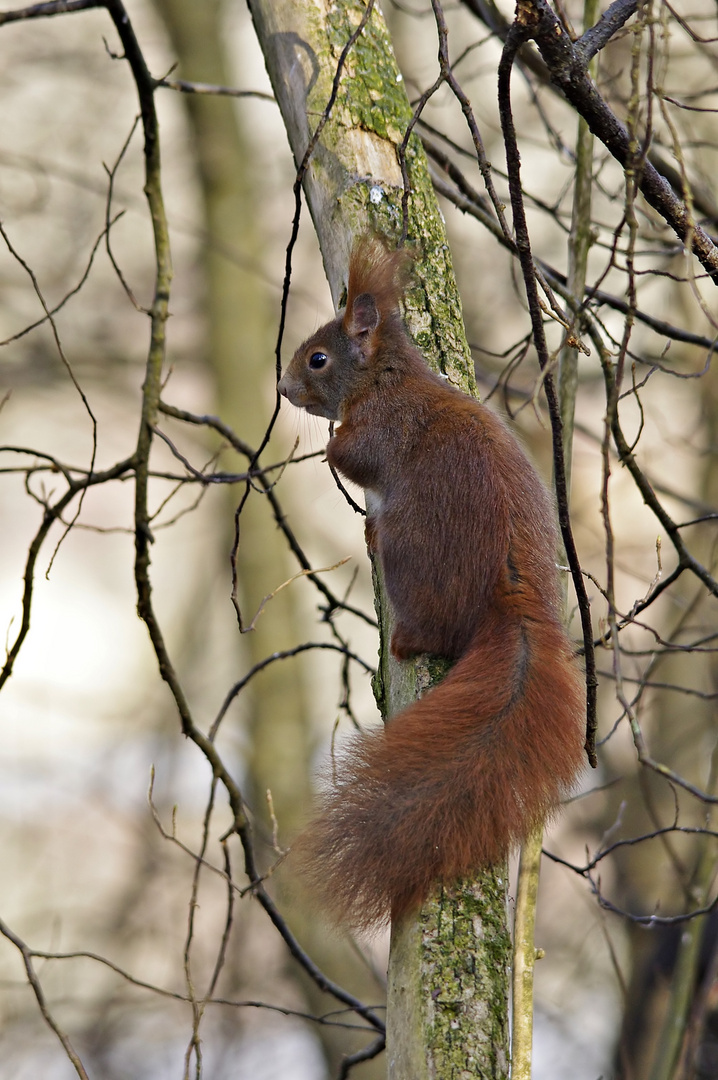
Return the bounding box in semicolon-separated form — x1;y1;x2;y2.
279;236;586;930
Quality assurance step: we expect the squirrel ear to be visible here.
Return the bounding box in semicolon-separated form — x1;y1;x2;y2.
345;292;380;338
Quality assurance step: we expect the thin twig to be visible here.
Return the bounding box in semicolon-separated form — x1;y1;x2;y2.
0;917;90;1080
498;22;598;765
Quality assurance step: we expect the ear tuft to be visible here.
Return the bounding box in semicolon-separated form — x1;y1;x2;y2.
344;233;413;323
346;292;380;338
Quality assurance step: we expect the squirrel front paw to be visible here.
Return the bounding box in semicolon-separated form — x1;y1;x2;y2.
390;624;423;661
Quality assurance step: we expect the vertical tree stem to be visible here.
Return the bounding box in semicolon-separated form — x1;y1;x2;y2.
558;0;599;488
511;2;597;1074
511;825;543;1079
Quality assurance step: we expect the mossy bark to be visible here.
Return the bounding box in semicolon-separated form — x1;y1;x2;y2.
249;1;509;1075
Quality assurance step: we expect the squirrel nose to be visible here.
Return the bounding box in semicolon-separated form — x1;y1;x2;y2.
277;376;288;398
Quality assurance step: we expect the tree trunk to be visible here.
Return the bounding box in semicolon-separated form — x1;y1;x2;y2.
247;1;511;1075
149;0;313;837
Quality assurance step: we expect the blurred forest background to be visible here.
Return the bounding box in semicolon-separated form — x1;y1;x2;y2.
1;0;718;1078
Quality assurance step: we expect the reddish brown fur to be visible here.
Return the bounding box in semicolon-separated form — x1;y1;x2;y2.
343;233;412;324
279;236;586;931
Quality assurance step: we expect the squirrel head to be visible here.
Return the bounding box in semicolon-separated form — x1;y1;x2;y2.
278;235;412;422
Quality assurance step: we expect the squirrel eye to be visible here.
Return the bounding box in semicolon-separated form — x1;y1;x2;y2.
309;352;328;370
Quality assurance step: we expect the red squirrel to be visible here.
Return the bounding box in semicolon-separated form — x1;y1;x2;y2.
278;235;586;931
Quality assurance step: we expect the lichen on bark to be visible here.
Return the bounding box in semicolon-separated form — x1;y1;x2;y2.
421;877;511;1079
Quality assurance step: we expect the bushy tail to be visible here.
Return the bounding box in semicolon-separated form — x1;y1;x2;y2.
292;606;586;932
